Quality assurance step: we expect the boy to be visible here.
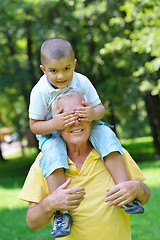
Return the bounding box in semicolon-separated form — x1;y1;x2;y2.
29;37;144;238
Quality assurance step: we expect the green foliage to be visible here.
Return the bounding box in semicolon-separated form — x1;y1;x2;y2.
0;0;160;150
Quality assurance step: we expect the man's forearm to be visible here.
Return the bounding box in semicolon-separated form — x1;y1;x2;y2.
26;179;86;230
26;197;54;230
135;180;150;205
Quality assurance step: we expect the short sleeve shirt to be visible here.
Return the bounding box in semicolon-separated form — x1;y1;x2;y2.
19;149;146;240
29;72;101;121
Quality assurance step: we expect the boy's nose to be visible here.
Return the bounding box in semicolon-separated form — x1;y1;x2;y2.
57;73;64;79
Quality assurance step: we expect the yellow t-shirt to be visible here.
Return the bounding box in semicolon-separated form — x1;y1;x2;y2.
19;149;146;240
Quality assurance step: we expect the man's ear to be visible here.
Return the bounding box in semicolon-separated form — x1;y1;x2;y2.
40;65;46;74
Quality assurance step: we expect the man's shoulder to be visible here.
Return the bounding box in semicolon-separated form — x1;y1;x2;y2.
30;152;43;172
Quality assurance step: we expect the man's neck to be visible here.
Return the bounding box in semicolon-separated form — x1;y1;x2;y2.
67;141;93;170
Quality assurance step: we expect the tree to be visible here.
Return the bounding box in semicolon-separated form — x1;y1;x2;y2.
0;0;159;155
101;0;160;153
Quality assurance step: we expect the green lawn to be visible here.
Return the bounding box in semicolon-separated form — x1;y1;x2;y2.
0;138;160;240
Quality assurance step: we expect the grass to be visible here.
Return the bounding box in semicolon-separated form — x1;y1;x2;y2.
122;137;160;239
0;148;51;240
0;137;160;240
130;160;160;240
121;136;158;161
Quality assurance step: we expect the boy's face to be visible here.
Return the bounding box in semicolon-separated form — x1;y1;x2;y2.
40;56;77;89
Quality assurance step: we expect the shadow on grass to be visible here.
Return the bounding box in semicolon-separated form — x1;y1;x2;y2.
0;207;51;240
122;137;158;162
0;150;38;189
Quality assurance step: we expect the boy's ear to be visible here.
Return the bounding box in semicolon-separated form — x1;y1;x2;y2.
40;65;46;74
74;59;77;70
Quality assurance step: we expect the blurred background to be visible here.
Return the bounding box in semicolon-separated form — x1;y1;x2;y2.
0;0;160;239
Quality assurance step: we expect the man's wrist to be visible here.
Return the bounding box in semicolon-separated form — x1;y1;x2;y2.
42;195;56;215
133;179;150;205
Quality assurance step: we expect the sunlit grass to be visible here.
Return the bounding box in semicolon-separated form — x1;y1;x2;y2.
0;148;51;240
0;138;160;240
131;160;160;240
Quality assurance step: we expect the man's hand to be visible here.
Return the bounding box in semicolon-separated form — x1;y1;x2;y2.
47;178;86;211
53;108;78;130
73;101;96;122
105;180;143;207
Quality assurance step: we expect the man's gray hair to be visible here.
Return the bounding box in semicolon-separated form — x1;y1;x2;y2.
52;89;88;116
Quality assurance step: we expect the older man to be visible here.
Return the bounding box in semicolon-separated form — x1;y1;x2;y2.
19;90;150;240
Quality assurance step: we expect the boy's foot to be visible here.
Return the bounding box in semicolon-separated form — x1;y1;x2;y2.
51;211;73;238
120;199;144;214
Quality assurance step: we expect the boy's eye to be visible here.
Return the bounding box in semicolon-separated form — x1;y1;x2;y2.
65;67;70;71
51;69;56;73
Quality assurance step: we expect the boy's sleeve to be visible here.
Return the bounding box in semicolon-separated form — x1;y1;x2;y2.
29;86;48;120
123;148;146;181
19;153;49;203
77;74;101;107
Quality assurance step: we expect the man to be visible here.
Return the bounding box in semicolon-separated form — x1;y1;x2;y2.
19;90;150;240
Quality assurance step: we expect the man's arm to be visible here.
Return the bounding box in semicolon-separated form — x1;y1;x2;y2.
26;179;86;230
105;180;150;207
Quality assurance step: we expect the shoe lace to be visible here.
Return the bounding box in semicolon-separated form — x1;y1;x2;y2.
55;214;65;229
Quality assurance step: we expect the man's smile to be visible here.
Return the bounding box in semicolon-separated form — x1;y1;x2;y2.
70;128;83;133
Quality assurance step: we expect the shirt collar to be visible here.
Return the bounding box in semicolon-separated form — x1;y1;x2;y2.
45;72;78;94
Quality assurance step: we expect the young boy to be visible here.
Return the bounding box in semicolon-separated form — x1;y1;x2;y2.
29;37;144;238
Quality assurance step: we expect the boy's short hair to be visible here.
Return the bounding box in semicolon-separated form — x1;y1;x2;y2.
41;37;75;66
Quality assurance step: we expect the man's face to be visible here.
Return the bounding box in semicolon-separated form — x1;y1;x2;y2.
40;56;77;89
57;95;92;146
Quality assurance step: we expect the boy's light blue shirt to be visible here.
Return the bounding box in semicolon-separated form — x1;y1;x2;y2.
29;71;123;178
29;71;101;121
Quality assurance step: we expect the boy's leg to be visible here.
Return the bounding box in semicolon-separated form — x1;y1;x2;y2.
104;152;144;214
104;151;128;184
90;123;144;214
47;169;73;238
46;168;66;193
39;135;73;237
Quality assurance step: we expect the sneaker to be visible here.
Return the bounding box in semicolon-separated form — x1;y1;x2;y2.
120;199;144;214
51;211;73;238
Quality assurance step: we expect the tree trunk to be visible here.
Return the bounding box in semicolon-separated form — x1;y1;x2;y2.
108;101;118;136
25;127;39;149
143;92;160;155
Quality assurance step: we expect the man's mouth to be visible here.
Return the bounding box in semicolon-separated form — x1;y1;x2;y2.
71;129;83;133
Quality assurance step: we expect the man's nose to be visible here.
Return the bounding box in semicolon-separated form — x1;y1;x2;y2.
74;118;80;125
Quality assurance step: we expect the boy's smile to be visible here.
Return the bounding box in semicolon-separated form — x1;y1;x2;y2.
40;56;77;89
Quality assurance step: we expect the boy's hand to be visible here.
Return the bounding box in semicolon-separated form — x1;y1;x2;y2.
53;108;78;130
73;101;95;122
